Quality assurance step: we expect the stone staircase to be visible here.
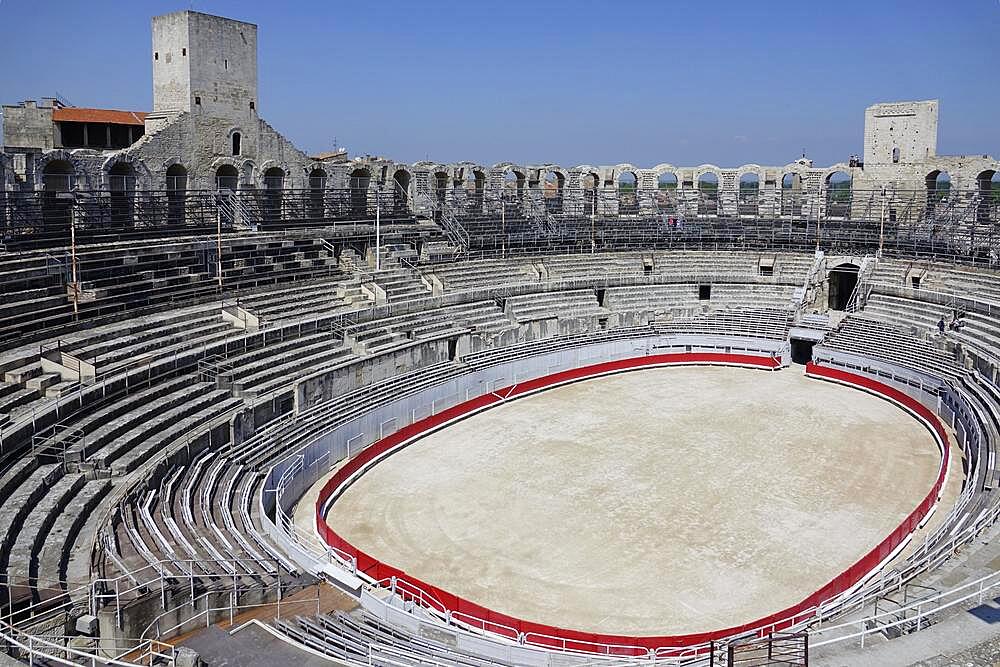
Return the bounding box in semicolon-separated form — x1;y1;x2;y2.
362;244;433;304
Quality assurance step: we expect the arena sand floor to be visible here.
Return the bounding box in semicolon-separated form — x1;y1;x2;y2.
318;366;946;636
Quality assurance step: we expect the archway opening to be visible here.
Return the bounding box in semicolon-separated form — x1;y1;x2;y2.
655;172;678;213
503;169;525;216
544;171;564;213
657;173;678;190
925;170;950;216
504;169;525;196
262;167;284;221
739;173;759;216
434;171;449;204
43;160;74;193
166;164;188;225
697;172;719;216
216;164;239;192
308;168;327;219
828;263;860;311
825;171;852;218
349;168;370;216
468;170;486;212
392;169;411;213
583;173;599;215
108;162;136;227
790;339;816;365
618;171;638;215
781;173;803;217
42;160;74;234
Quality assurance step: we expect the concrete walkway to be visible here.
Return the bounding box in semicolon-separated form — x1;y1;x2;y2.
813;524;1000;667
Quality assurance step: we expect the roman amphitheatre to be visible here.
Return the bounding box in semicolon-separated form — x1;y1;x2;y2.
0;8;998;667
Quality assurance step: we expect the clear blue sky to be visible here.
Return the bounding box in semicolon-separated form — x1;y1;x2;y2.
1;0;997;167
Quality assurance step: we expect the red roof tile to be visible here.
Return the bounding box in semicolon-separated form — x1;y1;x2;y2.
52;107;147;126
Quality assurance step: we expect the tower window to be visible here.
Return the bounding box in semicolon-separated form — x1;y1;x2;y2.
892;147;900;164
232;132;241;156
249;101;255;111
182;48;187;56
224;59;229;70
194;96;201;106
154;52;159;61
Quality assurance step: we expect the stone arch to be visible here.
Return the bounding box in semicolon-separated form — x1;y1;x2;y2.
978;169;998;192
736;165;764;186
656;171;679;190
471;167;487;188
924;169;951;216
35;150;89;190
161;156;187;177
498;164;526;198
214;163;240;191
41;156;76;192
433;169;450;202
390;167;413;212
925;169;951;194
101;153;151;190
349;166;371;215
824;170;852;218
696;169;720;216
652;164;678;179
106;160;137;191
542;166;568;186
256;160;291;188
976;169;999;223
614;164;640;186
542;167;566;213
781;172;803;190
738;171;761;190
308;166;328;187
572;168;601;215
616;166;640;215
347;163;373;181
737;169;761;216
780;169;806;217
694;165;723;183
455;165;486;212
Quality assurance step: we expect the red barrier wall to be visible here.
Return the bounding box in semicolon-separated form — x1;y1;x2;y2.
313;355;949;655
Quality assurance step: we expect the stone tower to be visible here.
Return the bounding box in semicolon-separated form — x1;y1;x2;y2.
863;100;938;166
151;11;258;122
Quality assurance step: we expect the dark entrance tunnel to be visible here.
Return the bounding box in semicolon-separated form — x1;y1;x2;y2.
828;263;860;311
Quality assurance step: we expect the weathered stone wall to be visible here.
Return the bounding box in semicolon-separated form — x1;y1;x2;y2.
150;12;192;114
152;11;258;122
1;101;53;151
864;100;938;167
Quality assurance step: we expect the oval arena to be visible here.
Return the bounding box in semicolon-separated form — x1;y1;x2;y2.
2;8;1000;667
320;365;947;636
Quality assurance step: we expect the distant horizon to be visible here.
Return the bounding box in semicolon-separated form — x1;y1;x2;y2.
1;0;998;167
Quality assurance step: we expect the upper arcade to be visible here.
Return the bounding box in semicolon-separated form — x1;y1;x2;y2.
0;10;996;209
